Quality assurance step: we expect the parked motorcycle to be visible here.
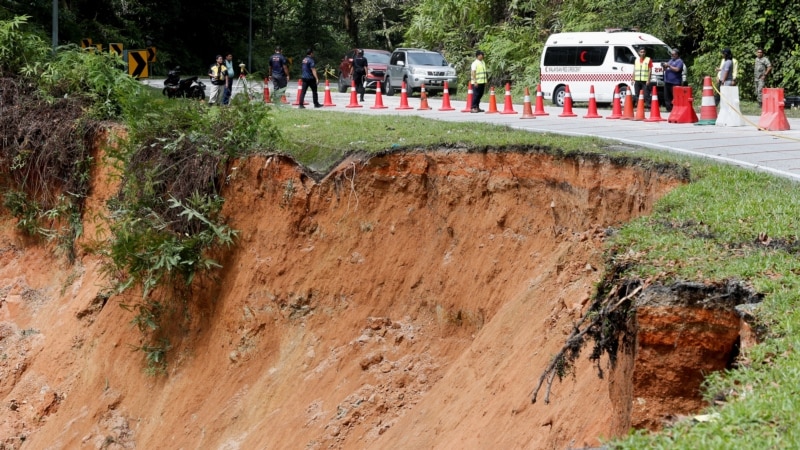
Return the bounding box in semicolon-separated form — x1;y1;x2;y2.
162;66;206;100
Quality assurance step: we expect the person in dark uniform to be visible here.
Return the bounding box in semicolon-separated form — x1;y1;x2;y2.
352;49;369;102
269;46;290;101
298;48;322;108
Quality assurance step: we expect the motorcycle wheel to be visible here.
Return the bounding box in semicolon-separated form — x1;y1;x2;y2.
162;87;170;97
192;88;206;100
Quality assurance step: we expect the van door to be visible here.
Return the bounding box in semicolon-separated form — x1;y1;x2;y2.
541;45;610;105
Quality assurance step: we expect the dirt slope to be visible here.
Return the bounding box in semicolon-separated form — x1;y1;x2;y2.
0;148;685;449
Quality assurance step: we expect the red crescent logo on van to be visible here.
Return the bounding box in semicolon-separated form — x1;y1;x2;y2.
579;51;587;62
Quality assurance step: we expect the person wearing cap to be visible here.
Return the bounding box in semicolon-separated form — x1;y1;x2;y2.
298;48;322;108
208;54;228;106
661;49;684;112
352;49;369;102
716;48;734;105
470;50;487;113
270;46;290;101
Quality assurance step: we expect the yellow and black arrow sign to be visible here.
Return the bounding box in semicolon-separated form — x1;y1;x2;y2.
147;46;157;63
80;38;92;49
127;50;149;79
110;43;123;56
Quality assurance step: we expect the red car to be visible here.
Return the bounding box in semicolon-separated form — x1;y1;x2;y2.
337;49;392;94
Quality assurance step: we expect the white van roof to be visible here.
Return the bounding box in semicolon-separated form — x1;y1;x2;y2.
545;31;667;46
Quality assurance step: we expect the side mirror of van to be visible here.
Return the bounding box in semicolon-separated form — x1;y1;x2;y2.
396;60;405;67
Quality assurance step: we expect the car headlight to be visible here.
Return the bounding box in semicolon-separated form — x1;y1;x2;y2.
412;67;428;76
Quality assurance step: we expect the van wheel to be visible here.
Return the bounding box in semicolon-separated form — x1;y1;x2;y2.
618;85;629;108
553;86;566;107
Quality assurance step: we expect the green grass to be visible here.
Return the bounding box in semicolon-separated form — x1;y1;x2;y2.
265;108;800;449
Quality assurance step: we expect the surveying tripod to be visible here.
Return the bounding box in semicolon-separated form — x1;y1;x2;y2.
234;63;256;101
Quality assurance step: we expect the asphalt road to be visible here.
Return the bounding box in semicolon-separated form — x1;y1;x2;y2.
145;78;800;182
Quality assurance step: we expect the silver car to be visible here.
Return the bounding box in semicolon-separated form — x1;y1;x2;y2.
385;48;458;96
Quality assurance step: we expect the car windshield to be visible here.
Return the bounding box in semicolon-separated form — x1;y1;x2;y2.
632;44;672;62
408;52;447;66
366;52;391;64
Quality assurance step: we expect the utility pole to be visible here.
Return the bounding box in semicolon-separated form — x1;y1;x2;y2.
248;0;253;72
52;0;58;51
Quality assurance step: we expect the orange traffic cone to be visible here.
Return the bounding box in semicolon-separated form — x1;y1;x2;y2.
584;85;602;118
462;82;474;112
558;85;577;117
645;86;666;122
292;79;305;106
521;87;535;119
322;80;336;107
533;84;549;116
396;81;414;110
620;88;634;120
439;81;455;111
606;85;622;119
346;80;362;108
418;84;432;110
370;82;388;109
263;78;272;103
696;76;717;125
634;90;646;121
500;83;517;114
486;87;499;114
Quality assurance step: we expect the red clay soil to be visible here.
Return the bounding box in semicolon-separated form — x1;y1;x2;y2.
1;147;721;449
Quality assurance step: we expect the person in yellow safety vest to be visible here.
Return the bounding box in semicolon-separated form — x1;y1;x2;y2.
633;48;652;106
470;50;487;113
208;55;228;106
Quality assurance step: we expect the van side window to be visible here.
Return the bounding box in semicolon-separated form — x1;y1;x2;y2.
614;46;635;64
543;46;608;66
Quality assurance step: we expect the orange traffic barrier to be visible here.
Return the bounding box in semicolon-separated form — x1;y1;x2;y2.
439;81;455;111
558;85;577;117
758;88;791;131
606;85;622;119
667;86;698;123
462;82;474;112
645;85;666;122
418;84;432;110
521;87;535;119
263;78;271;103
584;85;602;118
486;87;499;114
346;80;362;108
620;88;634;120
696;76;717;125
371;81;388;109
292;79;305;106
322;80;336;107
634;90;646;121
532;84;549;116
396;81;414;110
500;83;517;114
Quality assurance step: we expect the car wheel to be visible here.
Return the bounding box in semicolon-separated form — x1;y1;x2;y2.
449;88;457;97
553;85;566;107
385;78;394;96
618;85;629;108
380;81;387;95
338;73;348;93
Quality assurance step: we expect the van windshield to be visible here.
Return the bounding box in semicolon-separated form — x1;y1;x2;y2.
408;52;448;66
633;45;672;62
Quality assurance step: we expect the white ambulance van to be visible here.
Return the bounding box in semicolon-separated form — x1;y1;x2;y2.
540;30;672;106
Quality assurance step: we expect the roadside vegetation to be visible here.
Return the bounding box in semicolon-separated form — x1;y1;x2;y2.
3;16;800;447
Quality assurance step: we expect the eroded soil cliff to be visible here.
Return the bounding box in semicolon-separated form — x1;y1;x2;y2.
1;148;701;449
